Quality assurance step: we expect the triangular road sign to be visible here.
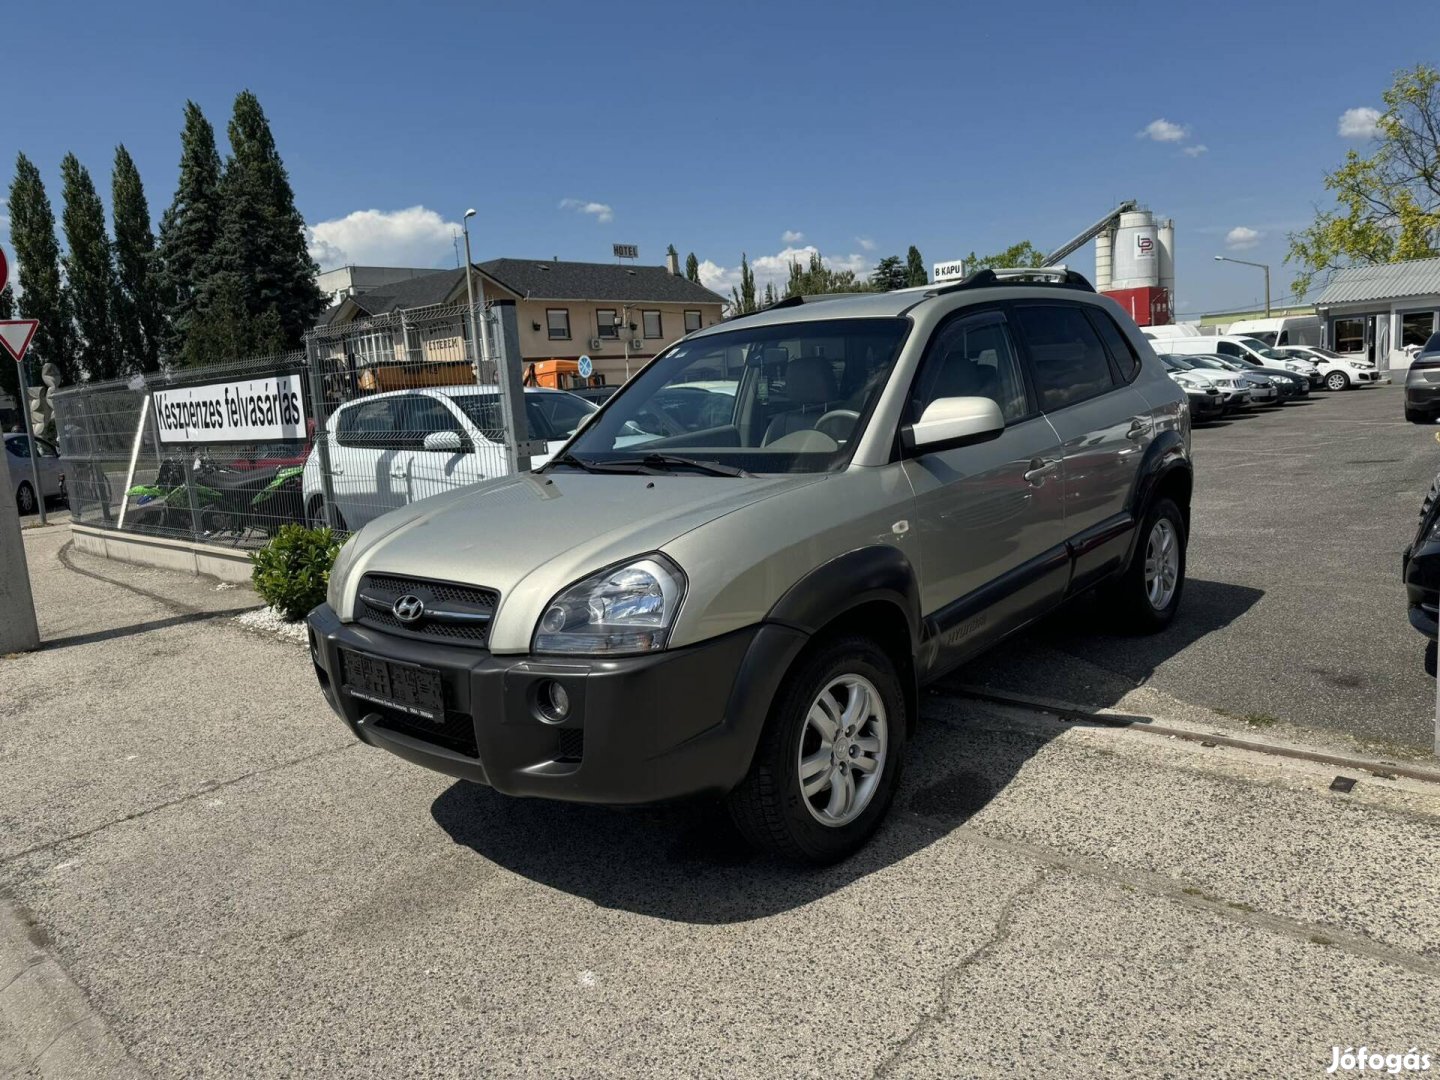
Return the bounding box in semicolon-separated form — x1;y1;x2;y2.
0;319;39;363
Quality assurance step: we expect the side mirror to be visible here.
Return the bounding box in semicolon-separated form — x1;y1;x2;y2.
575;410;596;431
423;430;464;453
904;397;1005;456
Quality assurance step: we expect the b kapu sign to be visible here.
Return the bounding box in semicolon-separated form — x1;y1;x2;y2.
153;375;306;444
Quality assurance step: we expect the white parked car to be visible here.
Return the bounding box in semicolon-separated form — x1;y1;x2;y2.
1275;346;1380;391
4;432;65;515
303;386;596;531
1157;355;1251;409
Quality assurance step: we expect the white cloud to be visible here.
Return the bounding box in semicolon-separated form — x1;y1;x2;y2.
1181;144;1209;157
855;236;877;252
307;206;459;270
1338;106;1381;139
559;198;614;224
1225;226;1262;251
1138;118;1187;142
698;246;874;296
781;229;805;243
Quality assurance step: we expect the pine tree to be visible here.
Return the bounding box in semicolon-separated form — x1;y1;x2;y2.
111;145;165;372
906;245;927;287
685;252;700;283
60;154;122;380
7;154;76;384
212;90;323;349
0;285;17;407
762;281;777;307
157;102;224;360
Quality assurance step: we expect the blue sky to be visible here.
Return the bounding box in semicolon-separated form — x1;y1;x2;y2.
3;0;1436;314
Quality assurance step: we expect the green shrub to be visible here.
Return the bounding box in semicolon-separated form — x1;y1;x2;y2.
250;524;341;622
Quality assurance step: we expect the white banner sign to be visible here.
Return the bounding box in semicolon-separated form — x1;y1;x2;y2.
153;374;306;444
932;259;966;283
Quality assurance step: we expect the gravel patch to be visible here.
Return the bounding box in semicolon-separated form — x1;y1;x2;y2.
233;607;308;646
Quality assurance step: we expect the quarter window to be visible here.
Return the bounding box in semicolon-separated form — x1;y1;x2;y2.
1085;310;1142;382
1012;305;1117;411
684;310;702;333
642;310;663;339
912;313;1029;423
546;308;571;341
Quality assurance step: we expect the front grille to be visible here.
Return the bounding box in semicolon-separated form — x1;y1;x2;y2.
356;574;499;645
371;705;479;758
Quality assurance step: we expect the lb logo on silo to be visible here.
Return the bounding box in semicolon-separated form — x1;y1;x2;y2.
1136;235;1155;257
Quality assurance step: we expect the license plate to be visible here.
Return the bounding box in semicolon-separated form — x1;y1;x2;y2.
340;649;444;721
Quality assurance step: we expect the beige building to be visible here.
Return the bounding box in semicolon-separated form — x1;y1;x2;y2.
317;254;726;387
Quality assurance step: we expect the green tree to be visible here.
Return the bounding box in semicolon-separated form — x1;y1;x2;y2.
60;153;122;380
0;284;17;407
157;102;224;360
963;240;1046;273
869;255;907;291
905;245;927;287
762;281;777;307
1287;64;1440;296
210;90;324;350
685;252;700;283
783;251;865;298
182;277;286;368
111;145;165;373
730;253;757;314
7;154;75;384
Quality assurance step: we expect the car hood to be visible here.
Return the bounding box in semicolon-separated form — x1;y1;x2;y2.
337;469;827;647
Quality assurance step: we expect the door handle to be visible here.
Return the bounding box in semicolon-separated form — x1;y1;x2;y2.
1024;458;1059;485
1125;416;1152;441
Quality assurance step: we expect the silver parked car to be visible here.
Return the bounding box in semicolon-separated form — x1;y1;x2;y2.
4;432;65;515
308;268;1194;862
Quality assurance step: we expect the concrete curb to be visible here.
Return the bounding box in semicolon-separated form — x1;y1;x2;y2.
0;898;149;1079
70;522;253;585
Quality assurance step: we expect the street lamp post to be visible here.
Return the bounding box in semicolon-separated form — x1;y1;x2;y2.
1214;255;1271;317
461;209;483;383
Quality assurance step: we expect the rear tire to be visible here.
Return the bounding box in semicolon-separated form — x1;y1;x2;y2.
1406;406;1432;424
1325;371;1350;391
1111;497;1187;634
307;497;346;533
16;482;35;516
726;636;907;864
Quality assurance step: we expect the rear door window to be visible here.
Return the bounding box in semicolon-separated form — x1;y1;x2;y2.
1011;304;1118;411
336;398;404;449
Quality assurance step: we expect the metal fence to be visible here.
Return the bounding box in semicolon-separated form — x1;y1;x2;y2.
51;300;534;549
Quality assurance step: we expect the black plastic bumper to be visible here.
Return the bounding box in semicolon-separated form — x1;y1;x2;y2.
1186;392;1225;420
306;605;809;805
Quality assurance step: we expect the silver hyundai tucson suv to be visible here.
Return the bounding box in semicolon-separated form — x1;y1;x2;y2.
307;267;1193;863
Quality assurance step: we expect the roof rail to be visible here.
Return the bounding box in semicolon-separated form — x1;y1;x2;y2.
933;265;1097;295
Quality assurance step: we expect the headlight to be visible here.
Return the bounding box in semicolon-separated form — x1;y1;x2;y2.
534;555;686;655
326;534;360;611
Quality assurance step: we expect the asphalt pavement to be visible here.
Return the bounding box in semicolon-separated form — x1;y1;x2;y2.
961;382;1440;753
3;523;1439;1078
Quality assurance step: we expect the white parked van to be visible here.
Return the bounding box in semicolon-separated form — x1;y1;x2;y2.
1139;323;1204;342
1224;316;1322;348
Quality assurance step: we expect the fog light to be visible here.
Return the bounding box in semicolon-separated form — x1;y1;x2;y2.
538;680;570;722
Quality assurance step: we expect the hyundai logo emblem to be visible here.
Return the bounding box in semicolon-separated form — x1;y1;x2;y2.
392;595;425;623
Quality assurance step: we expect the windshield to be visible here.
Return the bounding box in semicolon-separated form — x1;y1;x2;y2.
1159;355;1191;371
1306;346;1342;359
560;317;910;475
1185;355;1227;371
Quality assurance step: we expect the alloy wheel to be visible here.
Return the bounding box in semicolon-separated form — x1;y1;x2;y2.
797;674;888;827
1326;372;1348;391
1144;518;1180;611
16;483;35;515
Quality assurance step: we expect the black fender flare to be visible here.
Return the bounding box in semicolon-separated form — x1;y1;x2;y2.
766;545;923;651
1125;429;1193;559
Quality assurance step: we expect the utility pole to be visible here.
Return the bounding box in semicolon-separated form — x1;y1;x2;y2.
1214;255;1272;317
462;210;484;385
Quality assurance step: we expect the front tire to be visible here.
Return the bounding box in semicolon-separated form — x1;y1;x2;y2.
726;636;907;864
1406;406;1433;424
16;481;36;516
1325;371;1350;391
1111;497;1187;633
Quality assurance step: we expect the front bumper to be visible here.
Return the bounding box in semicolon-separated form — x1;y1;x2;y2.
1186;391;1225;420
1221;389;1251;407
1403;541;1440;640
306;604;807;805
1247;385;1279;404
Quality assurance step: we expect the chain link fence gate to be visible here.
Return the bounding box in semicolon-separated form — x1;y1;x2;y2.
50;299;536;549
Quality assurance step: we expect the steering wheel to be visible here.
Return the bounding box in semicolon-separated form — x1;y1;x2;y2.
814;409;861;441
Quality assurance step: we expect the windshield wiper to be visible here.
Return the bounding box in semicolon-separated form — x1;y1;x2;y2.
616;453;753;477
546;451;636;474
